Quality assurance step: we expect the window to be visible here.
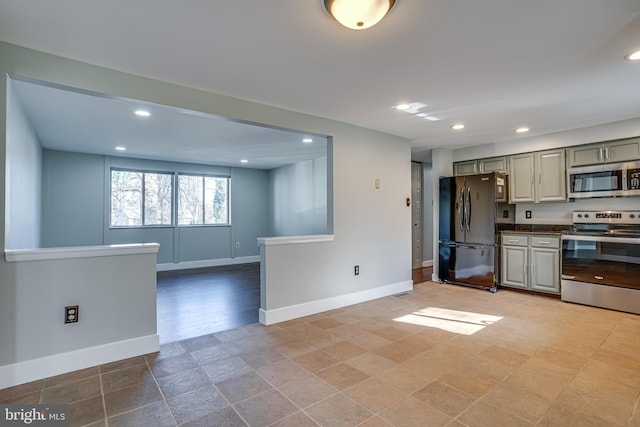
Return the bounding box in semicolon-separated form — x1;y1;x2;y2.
178;175;229;225
111;170;173;226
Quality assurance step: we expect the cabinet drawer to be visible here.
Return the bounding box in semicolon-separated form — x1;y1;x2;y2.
502;235;528;246
530;236;560;248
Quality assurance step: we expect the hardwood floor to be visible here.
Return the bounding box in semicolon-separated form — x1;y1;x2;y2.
156;263;260;344
412;265;434;284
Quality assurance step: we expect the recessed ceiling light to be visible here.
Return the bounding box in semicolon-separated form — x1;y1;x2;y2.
424;116;440;121
394;103;411;111
451;123;465;130
302;138;313;143
624;50;640;61
240;159;249;163
134;110;151;117
416;113;427;117
516;127;530;133
115;146;126;151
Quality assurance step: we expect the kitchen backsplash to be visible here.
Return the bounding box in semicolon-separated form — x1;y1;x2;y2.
514;197;640;224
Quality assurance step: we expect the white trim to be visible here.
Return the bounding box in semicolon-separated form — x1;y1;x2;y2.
422;259;433;267
156;255;260;272
0;335;159;389
4;243;160;262
257;234;334;247
259;280;413;325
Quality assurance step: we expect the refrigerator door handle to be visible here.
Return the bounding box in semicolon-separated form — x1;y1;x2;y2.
465;187;472;231
458;188;465;231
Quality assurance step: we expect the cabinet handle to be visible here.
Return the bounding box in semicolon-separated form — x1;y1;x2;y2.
539;174;541;184
537;241;550;244
507;239;520;243
604;147;609;161
598;147;603;161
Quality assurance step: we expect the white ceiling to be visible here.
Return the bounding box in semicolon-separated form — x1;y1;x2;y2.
2;0;640;163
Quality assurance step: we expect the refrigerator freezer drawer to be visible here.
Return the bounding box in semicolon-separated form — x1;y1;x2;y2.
438;242;497;289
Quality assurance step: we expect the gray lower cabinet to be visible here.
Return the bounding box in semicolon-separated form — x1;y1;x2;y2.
501;234;560;294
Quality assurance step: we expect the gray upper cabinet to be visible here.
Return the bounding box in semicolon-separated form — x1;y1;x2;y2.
568;137;640;167
509;149;566;203
454;156;508;176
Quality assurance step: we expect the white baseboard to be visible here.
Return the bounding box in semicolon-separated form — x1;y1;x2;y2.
157;256;260;272
259;280;414;325
422;260;433;267
0;335;159;389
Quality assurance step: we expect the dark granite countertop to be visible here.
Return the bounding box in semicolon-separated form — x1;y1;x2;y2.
501;224;570;235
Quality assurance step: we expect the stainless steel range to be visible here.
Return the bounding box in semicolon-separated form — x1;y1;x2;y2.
561;210;640;314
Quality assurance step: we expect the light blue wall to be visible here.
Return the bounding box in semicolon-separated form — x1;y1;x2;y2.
269;156;327;236
41;149;270;264
5;80;42;249
42;150;104;247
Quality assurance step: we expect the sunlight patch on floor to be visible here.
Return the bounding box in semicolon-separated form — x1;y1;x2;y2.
393;307;503;335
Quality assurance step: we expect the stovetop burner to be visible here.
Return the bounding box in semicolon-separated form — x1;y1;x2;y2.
567;210;640;238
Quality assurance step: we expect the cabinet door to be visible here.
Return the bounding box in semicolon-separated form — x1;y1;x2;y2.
568;144;603;167
479;156;508;174
605;138;640;163
536;149;566;202
530;247;560;293
454;161;478;176
509;153;535;203
501;245;528;288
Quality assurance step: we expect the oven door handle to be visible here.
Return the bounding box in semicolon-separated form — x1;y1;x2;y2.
562;234;640;244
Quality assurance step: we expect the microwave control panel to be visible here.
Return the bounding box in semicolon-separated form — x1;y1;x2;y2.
629;168;640;190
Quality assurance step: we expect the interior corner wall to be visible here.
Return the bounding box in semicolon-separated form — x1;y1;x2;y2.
5;79;42;249
268;156;327;237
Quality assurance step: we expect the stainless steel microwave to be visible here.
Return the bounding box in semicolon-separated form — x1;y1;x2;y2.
567;160;640;198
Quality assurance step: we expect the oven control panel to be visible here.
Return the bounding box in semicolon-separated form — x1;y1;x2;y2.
573;210;640;224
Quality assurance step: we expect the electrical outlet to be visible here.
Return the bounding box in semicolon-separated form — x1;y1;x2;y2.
525;210;532;219
235;242;240;249
65;305;79;324
503;210;509;218
354;265;360;276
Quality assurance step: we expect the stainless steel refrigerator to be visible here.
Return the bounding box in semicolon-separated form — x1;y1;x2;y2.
438;172;513;291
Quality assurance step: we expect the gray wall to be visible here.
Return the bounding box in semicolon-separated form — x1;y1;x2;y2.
5;82;42;249
41;150;270;264
0;42;411;370
269;156;327;236
422;162;434;264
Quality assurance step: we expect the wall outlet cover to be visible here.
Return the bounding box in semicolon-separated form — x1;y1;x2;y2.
525;210;532;219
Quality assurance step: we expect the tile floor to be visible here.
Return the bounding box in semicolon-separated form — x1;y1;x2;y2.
2;281;640;426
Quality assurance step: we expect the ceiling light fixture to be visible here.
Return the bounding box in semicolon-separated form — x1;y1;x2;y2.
115;146;126;151
394;103;411;111
324;0;396;30
302;138;313;143
424;116;440;121
624;50;640;61
516;127;530;133
451;123;465;130
134;109;151;117
240;159;249;163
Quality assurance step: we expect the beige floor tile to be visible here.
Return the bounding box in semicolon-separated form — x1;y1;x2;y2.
477;345;529;368
270;411;320;427
371;325;413;342
591;347;640;373
346;331;393;350
412;380;476;418
343;378;406;413
479;382;553;423
569;371;638;407
438;357;514;398
107;400;175;427
309;317;344;330
69;395;106;427
378;396;451;427
357;416;393;427
538;402;620;427
533;346;588;371
546;387;633;426
315;363;369;390
0;380;43;403
344;352;397;377
277;375;337;409
233;389;297;427
256;359;310;387
41;376;101;404
292;349;340;372
319;340;367;361
504;368;571;401
458;401;532;427
375;364;439;395
215;371;273;403
581;358;640;389
305;393;372;427
44;366;100;389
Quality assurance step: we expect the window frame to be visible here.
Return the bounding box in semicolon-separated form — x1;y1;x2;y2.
110;168;175;228
177;173;230;227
